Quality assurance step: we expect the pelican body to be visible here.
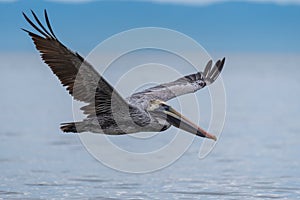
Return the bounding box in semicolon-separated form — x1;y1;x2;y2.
22;10;225;141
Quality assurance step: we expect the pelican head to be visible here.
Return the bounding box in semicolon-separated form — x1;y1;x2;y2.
148;100;217;141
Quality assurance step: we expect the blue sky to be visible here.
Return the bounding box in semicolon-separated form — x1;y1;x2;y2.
1;0;300;53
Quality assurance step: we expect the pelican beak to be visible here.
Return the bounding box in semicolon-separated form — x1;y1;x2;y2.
163;105;217;141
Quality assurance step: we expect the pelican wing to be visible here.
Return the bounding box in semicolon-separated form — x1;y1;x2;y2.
131;58;225;102
22;10;130;118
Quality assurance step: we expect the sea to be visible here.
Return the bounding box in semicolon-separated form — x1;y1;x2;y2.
0;52;300;199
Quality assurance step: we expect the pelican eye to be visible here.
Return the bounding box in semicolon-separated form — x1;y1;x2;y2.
161;104;170;111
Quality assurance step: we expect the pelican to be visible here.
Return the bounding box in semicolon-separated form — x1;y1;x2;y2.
22;10;225;141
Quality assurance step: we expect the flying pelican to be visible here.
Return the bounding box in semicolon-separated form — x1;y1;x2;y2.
22;10;225;141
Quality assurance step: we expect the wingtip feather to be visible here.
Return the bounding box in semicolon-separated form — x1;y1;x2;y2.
203;59;212;77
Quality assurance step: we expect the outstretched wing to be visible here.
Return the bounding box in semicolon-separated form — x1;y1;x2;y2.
130;58;225;103
22;10;130;119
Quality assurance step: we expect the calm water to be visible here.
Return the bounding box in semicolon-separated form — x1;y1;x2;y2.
1;53;300;199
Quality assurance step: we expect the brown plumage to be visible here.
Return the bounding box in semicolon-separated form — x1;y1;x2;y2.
23;10;225;141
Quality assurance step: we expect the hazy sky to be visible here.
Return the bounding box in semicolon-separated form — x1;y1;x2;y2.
1;0;300;53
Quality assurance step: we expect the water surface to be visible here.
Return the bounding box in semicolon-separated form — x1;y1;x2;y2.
1;53;300;199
